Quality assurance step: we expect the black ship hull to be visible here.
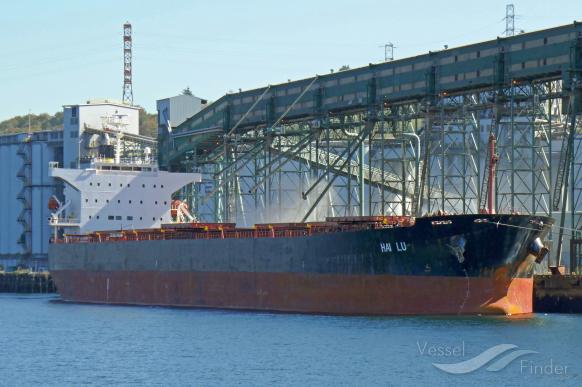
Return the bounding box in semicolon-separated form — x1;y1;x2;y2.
49;214;553;315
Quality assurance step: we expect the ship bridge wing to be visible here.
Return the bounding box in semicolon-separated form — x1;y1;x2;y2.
49;166;88;191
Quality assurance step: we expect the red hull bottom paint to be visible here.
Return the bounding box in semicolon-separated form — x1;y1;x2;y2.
52;271;533;315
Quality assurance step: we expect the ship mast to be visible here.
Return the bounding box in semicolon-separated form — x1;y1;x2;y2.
480;133;498;214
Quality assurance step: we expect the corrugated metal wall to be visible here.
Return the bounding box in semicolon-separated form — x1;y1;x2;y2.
0;131;62;268
0;140;23;259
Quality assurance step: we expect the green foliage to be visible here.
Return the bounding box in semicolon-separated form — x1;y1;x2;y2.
0;109;159;139
139;108;157;138
182;87;193;96
0;112;63;135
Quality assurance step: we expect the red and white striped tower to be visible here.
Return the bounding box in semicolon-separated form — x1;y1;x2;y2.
122;22;133;105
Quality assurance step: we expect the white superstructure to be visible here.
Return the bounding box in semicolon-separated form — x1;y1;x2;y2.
49;160;201;234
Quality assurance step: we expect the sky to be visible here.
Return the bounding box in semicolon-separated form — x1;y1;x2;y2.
0;0;580;121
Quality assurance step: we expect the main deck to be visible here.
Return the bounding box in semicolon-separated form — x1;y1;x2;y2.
55;216;416;244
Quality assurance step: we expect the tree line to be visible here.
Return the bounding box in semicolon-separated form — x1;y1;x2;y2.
0;109;158;138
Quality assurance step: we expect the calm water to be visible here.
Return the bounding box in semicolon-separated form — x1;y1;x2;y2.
0;294;580;386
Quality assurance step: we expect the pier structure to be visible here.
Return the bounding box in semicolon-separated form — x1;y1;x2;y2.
160;22;582;270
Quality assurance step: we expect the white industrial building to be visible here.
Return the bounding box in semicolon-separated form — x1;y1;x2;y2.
63;99;140;169
156;94;207;130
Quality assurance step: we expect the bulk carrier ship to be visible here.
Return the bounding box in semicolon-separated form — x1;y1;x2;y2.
48;130;554;316
49;192;553;315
